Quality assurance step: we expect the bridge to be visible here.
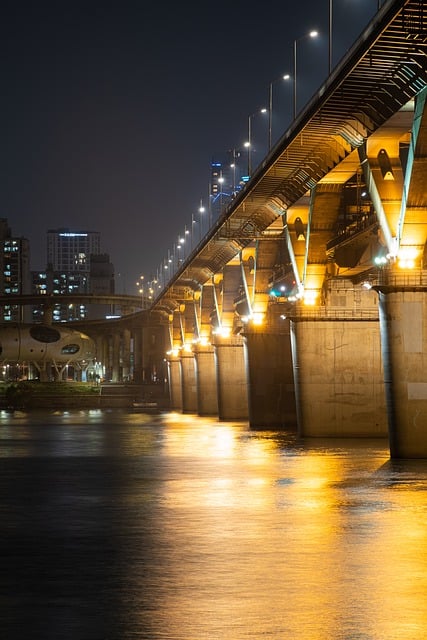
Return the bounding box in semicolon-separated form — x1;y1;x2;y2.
144;0;427;459
2;0;427;459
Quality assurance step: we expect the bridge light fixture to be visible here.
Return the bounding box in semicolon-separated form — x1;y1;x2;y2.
251;312;265;326
397;247;418;269
246;107;268;176
166;348;180;358
293;29;319;119
213;326;231;338
268;73;291;149
303;289;318;306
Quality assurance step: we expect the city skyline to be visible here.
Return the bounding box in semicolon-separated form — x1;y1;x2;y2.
2;0;380;293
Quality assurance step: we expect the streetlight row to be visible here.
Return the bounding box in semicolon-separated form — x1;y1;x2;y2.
144;30;319;297
143;1;382;299
145;26;318;298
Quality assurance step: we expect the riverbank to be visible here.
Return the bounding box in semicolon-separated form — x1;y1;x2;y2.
0;381;170;410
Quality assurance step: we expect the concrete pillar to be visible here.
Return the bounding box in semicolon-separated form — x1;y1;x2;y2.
121;328;131;381
181;351;198;413
102;336;111;381
112;332;121;382
213;334;248;420
244;322;297;429
377;288;427;458
194;344;218;416
167;355;183;410
133;328;143;383
291;318;387;438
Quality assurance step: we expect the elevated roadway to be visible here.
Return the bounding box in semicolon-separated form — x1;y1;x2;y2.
151;0;427;315
145;0;427;459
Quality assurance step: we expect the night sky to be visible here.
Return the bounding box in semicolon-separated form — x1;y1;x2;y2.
1;0;379;294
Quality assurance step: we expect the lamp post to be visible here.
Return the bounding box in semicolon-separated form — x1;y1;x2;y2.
245;107;267;177
198;200;205;240
136;275;145;308
329;0;332;74
293;30;318;119
184;225;190;257
268;73;291;150
218;171;224;211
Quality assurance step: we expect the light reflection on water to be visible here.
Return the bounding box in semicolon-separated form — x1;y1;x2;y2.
0;409;426;639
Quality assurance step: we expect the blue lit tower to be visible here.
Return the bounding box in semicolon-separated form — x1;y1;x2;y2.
209;149;244;222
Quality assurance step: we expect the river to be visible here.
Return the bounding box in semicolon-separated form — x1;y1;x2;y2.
0;408;426;639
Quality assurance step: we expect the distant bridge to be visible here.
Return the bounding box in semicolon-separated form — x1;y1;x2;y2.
0;294;143;308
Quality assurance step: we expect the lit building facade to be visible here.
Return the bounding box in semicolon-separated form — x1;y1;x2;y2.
47;228;101;272
0;218;31;322
36;229;115;322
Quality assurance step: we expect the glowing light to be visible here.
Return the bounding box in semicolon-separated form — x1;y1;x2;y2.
397;247;418;269
213;326;231;338
251;312;264;325
166;348;180;357
303;289;318;306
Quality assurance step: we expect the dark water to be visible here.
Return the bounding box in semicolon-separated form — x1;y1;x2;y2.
0;409;427;639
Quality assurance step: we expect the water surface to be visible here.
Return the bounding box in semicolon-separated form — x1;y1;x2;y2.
0;409;426;639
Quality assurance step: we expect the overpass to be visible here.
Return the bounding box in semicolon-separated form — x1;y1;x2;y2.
143;0;427;458
0;293;144;312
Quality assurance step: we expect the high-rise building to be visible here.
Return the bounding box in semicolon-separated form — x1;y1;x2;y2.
40;228;114;322
47;228;101;272
0;218;31;322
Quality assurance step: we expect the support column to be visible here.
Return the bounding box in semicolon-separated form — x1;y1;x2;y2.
103;335;111;381
377;287;427;458
213;334;248;420
244;321;297;429
122;328;131;381
167;353;183;411
291;318;387;438
112;332;121;382
194;344;218;416
181;350;198;413
132;328;143;383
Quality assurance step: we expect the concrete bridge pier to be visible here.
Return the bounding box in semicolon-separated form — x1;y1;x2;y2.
243;321;297;429
290;316;387;439
121;328;131;381
213;334;248;421
112;332;121;382
193;343;218;416
377;286;427;458
180;350;198;413
132;328;143;383
167;353;183;411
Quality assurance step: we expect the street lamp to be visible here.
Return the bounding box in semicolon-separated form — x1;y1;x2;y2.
136;275;145;308
198;200;205;240
268;73;291;150
218;171;225;210
329;0;333;74
245;107;268;177
293;30;318;119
